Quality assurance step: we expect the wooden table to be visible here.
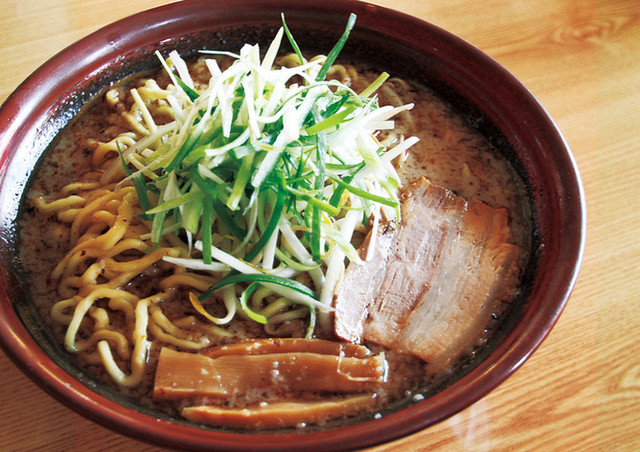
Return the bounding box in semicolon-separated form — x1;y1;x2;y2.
1;0;637;450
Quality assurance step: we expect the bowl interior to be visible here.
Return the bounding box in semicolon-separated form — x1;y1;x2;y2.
0;1;585;450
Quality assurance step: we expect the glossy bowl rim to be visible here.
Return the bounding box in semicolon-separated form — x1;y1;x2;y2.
0;0;586;450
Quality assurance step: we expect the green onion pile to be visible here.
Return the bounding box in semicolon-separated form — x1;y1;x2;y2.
113;14;418;337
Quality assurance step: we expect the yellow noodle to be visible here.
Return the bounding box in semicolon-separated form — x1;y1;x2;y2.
79;261;105;286
259;297;294;318
77;224;107;243
76;329;130;358
130;88;157;134
109;238;151;255
326;64;357;84
278;52;306;68
248;286;273;310
57;208;81;223
268;307;308;324
90;307;110;329
101;248;180;274
34;195;86;213
149;303;232;344
91;134;137;168
149;305;186;336
172;316;198;328
61;181;104;195
51;297;79;325
137;79;171;99
69;191;124;244
55;250;93;282
105;88;122;108
144;291;175;304
58;276;82;298
82;271;139;293
90;210;117;225
97;298;151;387
128;153;159;180
136;79;175;119
123;111;150;136
159;273;217;292
123;224;153;240
64;287;138;353
148;323;209;350
149;316;212;350
107;296;136;325
52;192;136;280
264;314;307;336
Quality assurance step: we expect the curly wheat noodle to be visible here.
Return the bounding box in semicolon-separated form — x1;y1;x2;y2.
64;287;137;352
90;133;136;168
97;298;151;387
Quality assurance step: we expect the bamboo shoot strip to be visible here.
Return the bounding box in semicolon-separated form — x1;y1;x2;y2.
153;347;387;400
201;337;370;359
182;394;378;429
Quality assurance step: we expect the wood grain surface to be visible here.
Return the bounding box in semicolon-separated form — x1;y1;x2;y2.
1;0;638;450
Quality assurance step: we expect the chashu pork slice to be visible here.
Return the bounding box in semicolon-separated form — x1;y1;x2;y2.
333;177;522;373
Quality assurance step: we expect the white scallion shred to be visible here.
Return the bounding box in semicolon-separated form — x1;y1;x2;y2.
116;17;418;335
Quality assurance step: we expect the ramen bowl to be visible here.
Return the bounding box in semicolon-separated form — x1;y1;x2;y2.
0;0;585;450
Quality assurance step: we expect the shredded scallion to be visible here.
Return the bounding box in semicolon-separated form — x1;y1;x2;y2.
115;13;418;336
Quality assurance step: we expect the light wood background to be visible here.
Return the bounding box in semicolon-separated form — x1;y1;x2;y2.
1;0;638;450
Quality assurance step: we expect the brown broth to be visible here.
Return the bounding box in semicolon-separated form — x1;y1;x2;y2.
18;57;531;426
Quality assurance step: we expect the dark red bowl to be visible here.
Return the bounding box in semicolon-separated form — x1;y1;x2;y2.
0;0;585;450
